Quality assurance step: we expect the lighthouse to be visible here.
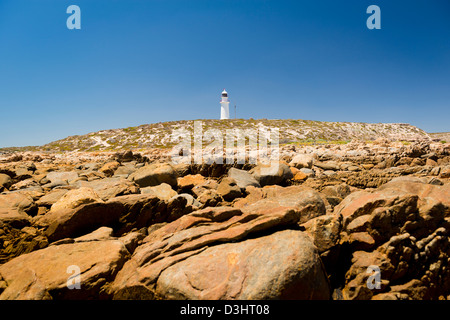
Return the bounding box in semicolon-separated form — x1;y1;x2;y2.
220;89;230;120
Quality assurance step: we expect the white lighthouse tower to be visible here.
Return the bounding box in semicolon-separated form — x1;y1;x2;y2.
220;89;230;120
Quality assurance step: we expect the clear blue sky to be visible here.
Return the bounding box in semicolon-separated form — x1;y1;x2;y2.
0;0;449;147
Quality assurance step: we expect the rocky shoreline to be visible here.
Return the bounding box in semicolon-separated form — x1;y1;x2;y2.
0;139;449;300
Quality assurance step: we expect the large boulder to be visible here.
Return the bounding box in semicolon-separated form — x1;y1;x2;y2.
128;163;177;188
314;161;340;171
227;168;260;189
36;189;69;207
235;185;326;224
0;192;37;227
177;174;207;190
156;230;330;299
289;154;314;169
249;162;293;186
140;183;177;201
75;177;140;201
41;194;163;242
50;187;103;213
217;177;243;202
109;204;330;299
0;173;12;191
335;177;450;300
46;171;79;184
113;163;137;178
99;161;120;177
378;176;450;208
0;239;130;299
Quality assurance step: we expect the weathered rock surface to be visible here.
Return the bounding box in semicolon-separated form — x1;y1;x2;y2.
335;178;450;300
109;205;330;299
75;178;140;201
249;162;293;186
0;174;12;191
0;138;449;300
140;183;177;201
128;163;177;188
0;192;37;227
0;239;129;299
227;168;260;189
50;187;103;213
155;230;330;300
289;153;315;169
40;194;162;242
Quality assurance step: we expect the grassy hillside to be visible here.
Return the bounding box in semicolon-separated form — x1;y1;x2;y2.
1;119;432;153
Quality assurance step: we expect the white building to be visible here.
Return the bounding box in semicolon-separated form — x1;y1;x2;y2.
220;89;230;120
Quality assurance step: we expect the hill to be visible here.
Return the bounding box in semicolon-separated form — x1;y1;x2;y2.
1;119;432;153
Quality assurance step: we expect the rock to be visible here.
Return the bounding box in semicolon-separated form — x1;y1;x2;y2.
173;193;201;209
76;177;140;201
426;158;438;167
250;162;293;186
50;187;103;212
430;166;441;176
191;179;221;207
440;167;450;179
112;150;146;163
165;194;199;221
140;183;177;201
99;161;120;177
335;189;419;242
0;226;49;264
314;161;340;171
177;174;207;190
128;163;177;188
41;194;163;242
0;192;37;227
410;158;425;166
347;232;376;251
41;179;68;189
323;170;337;177
300;168;315;177
289;154;314;169
347;165;361;172
342;250;394;300
36;189;69;207
118;231;146;254
172;163;191;176
110;204;330;299
113;163;137;178
378;176;450;208
227;168;260;189
302;214;342;253
191;179;218;197
428;177;443;186
9;178;41;191
156;230;330;299
293;171;308;181
321;184;351;199
73;226;114;242
335;176;450;300
235;185;326;224
109;205;311;298
0;173;12;191
361;164;375;170
11;166;33;181
46;171;79;184
217;177;243;201
0;240;129;299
